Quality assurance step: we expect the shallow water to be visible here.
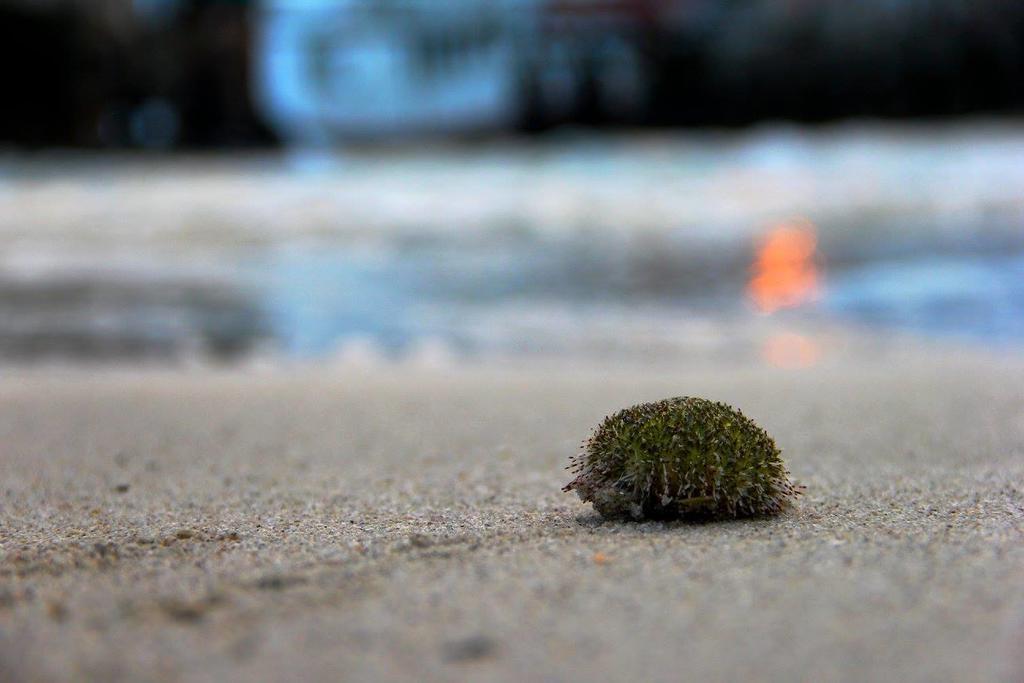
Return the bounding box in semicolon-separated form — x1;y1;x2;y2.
1;123;1022;362
251;231;1024;359
1;228;1019;363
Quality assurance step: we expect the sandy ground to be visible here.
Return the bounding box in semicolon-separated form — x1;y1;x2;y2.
1;352;1023;682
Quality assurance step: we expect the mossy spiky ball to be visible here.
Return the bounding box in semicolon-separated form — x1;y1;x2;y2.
564;397;799;520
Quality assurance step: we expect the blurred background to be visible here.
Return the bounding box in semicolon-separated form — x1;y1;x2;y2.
1;0;1023;365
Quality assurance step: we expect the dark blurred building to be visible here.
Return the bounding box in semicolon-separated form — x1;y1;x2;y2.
0;0;272;148
524;0;1024;126
1;0;1023;147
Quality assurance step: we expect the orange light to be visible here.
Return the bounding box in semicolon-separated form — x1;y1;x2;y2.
747;219;821;313
762;332;822;369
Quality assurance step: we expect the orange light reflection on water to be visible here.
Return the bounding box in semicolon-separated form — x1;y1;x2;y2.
748;219;825;368
761;332;822;369
747;218;821;314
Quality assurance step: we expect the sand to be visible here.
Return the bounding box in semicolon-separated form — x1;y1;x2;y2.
1;352;1023;682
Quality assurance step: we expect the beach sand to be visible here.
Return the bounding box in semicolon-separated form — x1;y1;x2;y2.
1;352;1023;682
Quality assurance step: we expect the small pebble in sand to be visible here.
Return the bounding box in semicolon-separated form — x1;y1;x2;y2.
254;574;306;591
46;600;69;622
159;599;207;623
159;594;225;623
443;635;497;663
407;533;434;549
92;542;116;558
565;397;800;520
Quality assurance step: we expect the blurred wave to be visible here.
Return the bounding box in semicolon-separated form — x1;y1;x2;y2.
1;123;1022;363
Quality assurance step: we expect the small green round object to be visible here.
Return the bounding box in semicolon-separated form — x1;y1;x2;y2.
564;397;799;520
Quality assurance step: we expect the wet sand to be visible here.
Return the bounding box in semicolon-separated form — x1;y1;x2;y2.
1;352;1023;682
